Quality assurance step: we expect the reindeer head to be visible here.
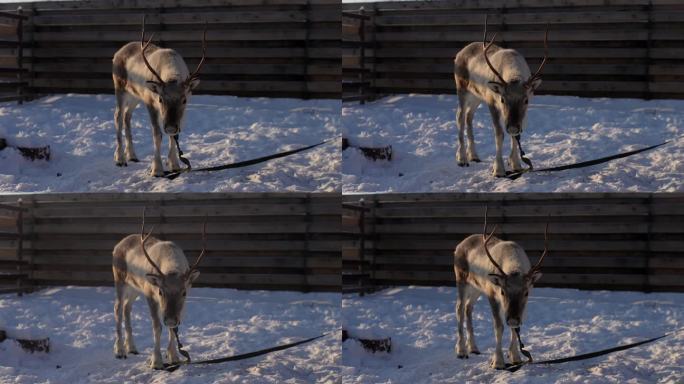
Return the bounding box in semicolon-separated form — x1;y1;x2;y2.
482;207;547;327
140;209;207;327
482;18;548;136
140;16;206;136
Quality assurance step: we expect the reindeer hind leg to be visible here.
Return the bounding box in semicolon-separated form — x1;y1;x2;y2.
113;90;126;167
123;288;139;355
123;97;139;163
465;289;481;354
113;277;126;359
465;98;481;163
455;87;469;167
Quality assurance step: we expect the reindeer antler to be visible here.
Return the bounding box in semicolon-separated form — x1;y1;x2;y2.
140;15;165;85
526;24;549;88
528;222;550;276
483;14;507;86
186;22;207;84
188;218;207;272
140;207;163;276
482;205;506;277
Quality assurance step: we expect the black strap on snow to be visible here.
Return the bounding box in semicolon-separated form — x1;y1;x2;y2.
173;134;192;171
163;139;331;180
514;135;533;172
172;326;191;363
162;333;328;372
505;140;671;181
513;327;533;363
504;331;673;372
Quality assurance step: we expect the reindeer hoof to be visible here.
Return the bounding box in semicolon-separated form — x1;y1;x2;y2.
470;158;481;163
470;350;481;355
115;161;127;167
457;353;468;359
128;350;139;355
458;162;469;167
115;354;126;359
128;157;140;163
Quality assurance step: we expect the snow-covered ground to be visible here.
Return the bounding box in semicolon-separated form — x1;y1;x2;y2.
0;286;340;384
342;94;684;192
0;94;340;193
342;286;684;384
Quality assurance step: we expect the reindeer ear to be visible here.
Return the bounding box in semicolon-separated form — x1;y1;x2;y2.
527;78;542;92
146;273;163;287
528;270;543;284
489;273;504;287
487;82;505;95
188;78;200;91
187;269;200;283
146;81;162;95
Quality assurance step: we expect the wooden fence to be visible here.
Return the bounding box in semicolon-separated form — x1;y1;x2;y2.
0;201;27;295
342;193;684;293
0;0;340;100
0;8;28;104
342;0;684;100
0;193;341;293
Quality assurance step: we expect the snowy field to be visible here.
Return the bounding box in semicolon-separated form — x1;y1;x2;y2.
342;286;684;384
342;94;684;193
0;286;340;384
0;94;340;193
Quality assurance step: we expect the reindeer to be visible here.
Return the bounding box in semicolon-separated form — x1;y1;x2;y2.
453;207;547;369
112;209;206;369
454;17;548;177
112;16;206;176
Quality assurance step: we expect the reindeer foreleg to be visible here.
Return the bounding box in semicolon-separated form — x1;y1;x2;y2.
508;327;522;364
166;327;180;363
508;135;523;172
167;136;181;172
488;105;506;177
488;296;505;369
146;105;164;177
146;297;163;369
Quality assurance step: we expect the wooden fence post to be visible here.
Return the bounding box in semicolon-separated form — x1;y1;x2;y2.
358;7;366;105
16;198;23;296
645;0;653;100
16;6;23;105
303;0;311;99
358;198;366;296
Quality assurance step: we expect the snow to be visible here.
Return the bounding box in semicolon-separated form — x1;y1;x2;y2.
0;94;340;193
0;286;340;384
342;286;684;383
342;94;684;193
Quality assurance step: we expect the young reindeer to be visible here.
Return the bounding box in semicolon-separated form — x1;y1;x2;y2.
112;16;206;176
454;16;548;177
112;209;206;369
453;207;548;369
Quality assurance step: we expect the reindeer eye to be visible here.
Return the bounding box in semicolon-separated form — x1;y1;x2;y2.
500;97;504;103
159;289;163;296
158;97;162;103
524;98;528;105
182;290;186;297
182;98;186;104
